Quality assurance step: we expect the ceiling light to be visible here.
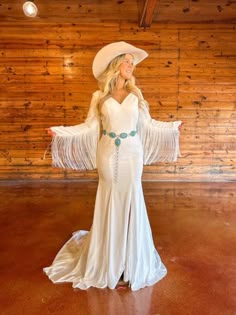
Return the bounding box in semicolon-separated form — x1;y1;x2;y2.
23;1;38;17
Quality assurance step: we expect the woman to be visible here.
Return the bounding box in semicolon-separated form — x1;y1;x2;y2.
43;41;182;291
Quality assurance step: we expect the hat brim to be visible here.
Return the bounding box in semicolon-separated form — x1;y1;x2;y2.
92;41;148;79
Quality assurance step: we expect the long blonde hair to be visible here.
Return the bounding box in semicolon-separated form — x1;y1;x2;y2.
97;54;147;112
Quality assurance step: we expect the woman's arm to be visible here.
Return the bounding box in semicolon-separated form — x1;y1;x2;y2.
45;91;101;170
138;94;182;165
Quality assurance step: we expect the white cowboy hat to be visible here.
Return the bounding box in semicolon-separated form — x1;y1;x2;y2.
92;41;148;79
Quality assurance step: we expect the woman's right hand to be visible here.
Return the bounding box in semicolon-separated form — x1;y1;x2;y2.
46;128;56;137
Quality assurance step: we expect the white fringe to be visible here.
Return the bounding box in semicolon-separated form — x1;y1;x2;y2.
47;89;181;170
49;91;101;171
138;105;181;165
50;121;99;170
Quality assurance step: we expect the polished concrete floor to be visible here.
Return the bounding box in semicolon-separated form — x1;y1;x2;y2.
0;181;235;315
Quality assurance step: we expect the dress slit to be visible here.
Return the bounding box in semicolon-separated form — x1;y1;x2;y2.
123;203;132;284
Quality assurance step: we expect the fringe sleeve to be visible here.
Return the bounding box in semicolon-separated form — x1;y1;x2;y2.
49;90;101;170
138;102;182;165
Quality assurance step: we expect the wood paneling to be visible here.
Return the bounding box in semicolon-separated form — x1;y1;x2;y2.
0;18;235;180
0;0;236;24
154;0;236;23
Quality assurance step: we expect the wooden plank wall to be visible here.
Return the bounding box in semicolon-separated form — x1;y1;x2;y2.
0;22;235;181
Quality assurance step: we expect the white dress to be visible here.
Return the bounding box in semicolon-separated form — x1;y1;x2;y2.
43;90;181;291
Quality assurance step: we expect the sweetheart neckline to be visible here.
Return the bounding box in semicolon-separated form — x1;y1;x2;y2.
110;93;132;105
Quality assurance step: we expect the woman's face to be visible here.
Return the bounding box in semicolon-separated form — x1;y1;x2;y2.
119;54;134;80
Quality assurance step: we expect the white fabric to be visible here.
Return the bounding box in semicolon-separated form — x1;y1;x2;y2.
43;92;181;291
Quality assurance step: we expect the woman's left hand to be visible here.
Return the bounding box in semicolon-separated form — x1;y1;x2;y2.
178;122;184;130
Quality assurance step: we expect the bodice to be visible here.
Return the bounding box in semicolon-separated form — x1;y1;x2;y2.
100;93;139;133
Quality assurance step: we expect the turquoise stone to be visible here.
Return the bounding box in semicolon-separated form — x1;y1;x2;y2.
120;133;128;139
109;132;117;138
115;138;121;147
130;130;136;136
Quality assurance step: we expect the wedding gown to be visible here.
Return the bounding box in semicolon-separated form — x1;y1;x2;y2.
43;90;181;291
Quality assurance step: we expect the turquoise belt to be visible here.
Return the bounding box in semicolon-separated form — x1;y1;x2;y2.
103;130;137;147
